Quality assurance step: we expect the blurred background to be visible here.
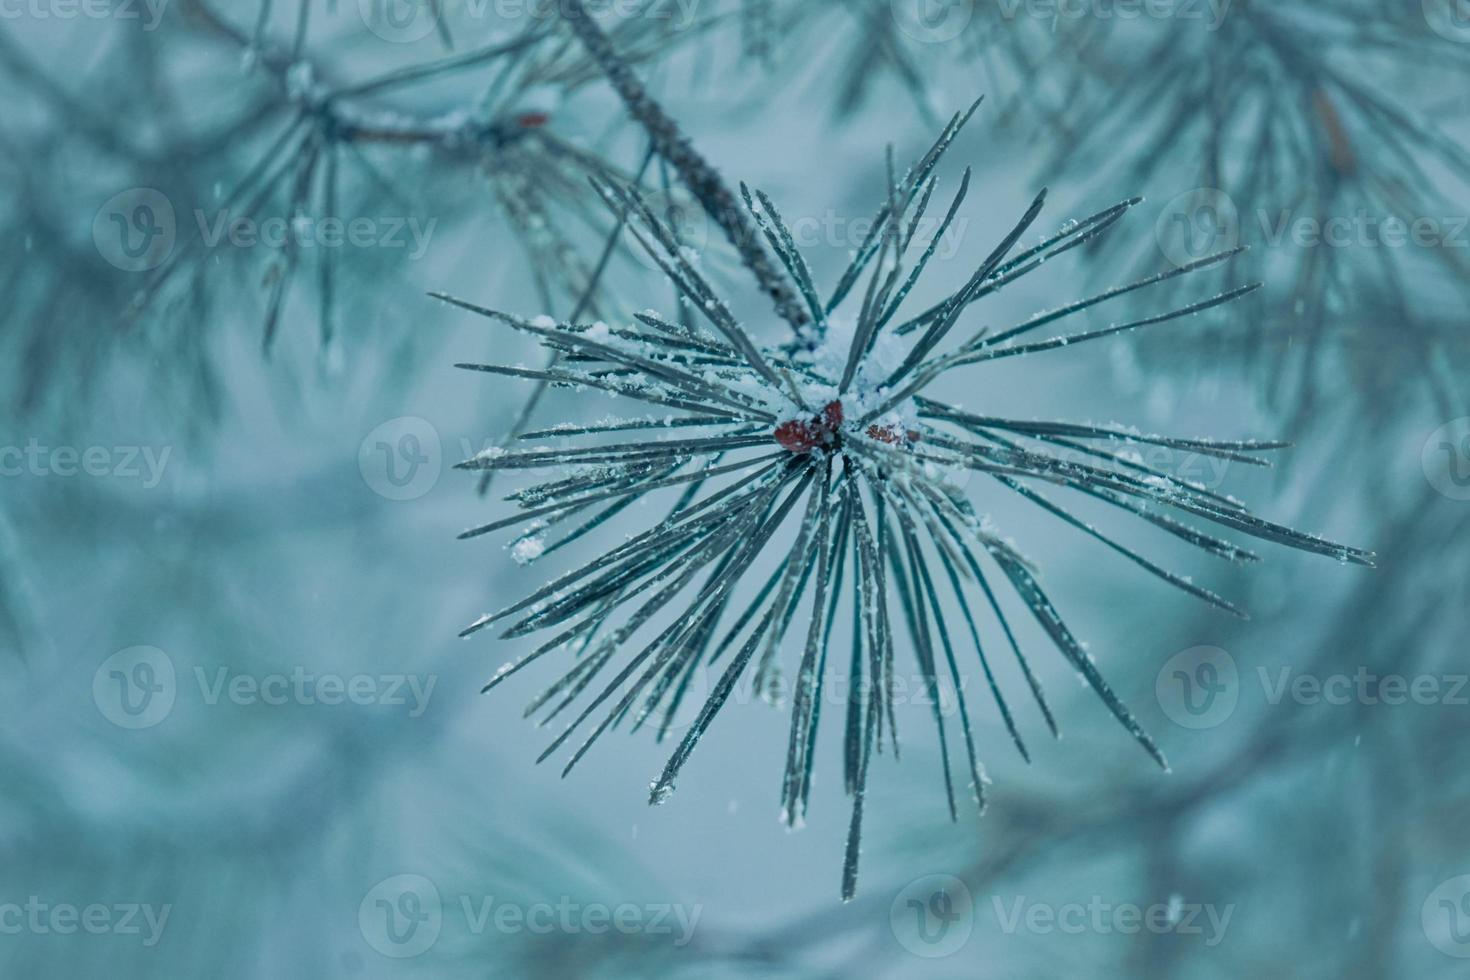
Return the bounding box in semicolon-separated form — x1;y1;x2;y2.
2;1;1467;976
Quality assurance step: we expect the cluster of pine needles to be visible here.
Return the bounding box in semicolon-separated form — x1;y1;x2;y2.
440;101;1373;898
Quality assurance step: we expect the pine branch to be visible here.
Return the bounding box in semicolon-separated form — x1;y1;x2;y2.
450;109;1374;899
556;0;813;335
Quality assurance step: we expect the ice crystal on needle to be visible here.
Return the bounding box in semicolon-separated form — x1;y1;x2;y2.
441;108;1373;900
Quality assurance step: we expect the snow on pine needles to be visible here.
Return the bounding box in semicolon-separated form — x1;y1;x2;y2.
437;107;1374;900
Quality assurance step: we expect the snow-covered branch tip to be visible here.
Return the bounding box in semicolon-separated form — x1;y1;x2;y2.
445;108;1373;901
